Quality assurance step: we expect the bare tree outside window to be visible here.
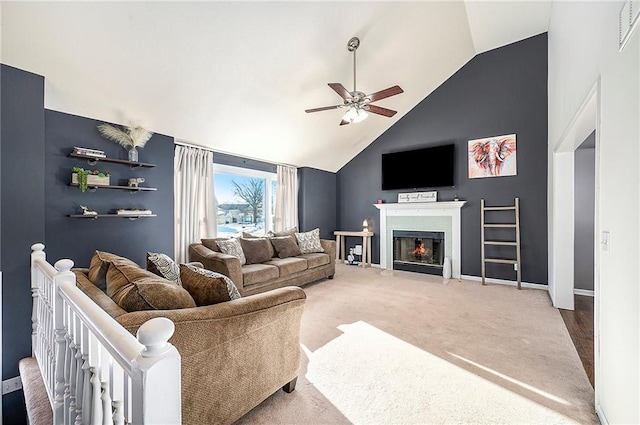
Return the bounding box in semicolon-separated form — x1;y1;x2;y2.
232;178;264;225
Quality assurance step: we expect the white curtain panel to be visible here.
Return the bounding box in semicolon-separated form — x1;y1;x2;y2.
275;164;299;232
174;145;216;263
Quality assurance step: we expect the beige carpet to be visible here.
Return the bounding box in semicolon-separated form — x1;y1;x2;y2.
237;264;597;424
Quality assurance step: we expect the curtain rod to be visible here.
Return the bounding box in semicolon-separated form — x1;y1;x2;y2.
174;139;296;168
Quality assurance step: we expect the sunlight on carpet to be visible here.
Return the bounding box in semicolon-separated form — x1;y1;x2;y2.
304;321;581;424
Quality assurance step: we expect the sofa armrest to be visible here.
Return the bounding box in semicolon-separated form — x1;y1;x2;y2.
189;243;243;286
320;239;336;265
115;286;306;359
115;286;306;424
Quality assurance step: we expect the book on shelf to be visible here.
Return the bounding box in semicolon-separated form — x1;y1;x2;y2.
116;209;153;216
74;147;106;158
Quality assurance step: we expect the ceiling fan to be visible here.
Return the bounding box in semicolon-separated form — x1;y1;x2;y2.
305;37;404;126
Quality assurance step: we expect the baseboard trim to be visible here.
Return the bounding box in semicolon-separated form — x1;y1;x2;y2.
595;403;608;425
460;275;548;290
574;288;594;297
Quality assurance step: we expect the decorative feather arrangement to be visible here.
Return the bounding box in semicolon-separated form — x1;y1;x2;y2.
97;123;153;149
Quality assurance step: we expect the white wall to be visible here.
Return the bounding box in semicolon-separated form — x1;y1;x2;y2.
549;1;639;423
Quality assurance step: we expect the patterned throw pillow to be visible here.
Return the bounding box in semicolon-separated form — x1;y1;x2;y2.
147;252;182;286
216;238;247;265
182;264;242;300
295;228;324;254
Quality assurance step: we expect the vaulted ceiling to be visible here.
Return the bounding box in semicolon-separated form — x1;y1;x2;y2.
1;1;550;172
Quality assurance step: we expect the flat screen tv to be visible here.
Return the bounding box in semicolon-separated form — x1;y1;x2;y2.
381;144;455;190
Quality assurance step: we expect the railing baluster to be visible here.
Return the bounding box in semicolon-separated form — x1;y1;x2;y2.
90;367;102;425
101;382;111;425
112;400;124;425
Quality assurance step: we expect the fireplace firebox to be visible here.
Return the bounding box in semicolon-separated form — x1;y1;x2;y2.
392;230;445;275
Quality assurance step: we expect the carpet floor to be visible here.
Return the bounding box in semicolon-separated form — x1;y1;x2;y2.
237;264;597;424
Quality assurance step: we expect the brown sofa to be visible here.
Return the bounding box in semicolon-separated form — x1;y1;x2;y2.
73;267;306;425
189;239;336;296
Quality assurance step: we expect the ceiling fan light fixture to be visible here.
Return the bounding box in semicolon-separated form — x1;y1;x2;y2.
342;106;368;123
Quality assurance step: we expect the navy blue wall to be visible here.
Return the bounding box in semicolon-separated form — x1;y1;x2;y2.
45;111;175;267
1;64;46;424
298;167;337;240
337;34;548;283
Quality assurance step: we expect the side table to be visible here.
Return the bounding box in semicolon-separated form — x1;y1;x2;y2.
334;230;374;268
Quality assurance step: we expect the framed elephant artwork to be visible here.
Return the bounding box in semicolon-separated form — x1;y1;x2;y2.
468;134;517;179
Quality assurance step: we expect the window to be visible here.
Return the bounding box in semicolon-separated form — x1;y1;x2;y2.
214;164;277;237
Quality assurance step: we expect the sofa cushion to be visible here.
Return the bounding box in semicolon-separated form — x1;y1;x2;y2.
217;238;246;265
182;264;242;300
146;252;182;285
267;227;298;238
106;262;196;312
242;264;279;286
179;264;231;306
88;251;138;291
270;236;302;259
295;228;324;254
200;237;229;252
242;232;276;258
300;253;330;269
239;237;273;264
264;257;308;277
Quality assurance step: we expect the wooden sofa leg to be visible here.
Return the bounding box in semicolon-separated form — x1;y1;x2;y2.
327;275;334;280
283;377;297;393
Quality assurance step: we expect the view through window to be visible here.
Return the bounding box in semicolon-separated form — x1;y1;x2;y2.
214;164;277;237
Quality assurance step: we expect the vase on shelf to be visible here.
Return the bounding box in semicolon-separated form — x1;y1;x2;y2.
128;147;138;162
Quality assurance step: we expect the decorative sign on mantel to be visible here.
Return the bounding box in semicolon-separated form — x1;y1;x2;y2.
398;191;437;203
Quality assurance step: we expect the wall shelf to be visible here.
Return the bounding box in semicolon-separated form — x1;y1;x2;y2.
68;152;156;168
69;183;157;192
69;214;157;220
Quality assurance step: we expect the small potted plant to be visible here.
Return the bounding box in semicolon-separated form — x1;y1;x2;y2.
72;167;110;192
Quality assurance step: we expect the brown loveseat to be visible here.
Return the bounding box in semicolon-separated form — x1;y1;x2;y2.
73;266;306;425
189;239;336;296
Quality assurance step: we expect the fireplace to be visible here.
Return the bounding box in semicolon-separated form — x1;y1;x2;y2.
392;230;445;275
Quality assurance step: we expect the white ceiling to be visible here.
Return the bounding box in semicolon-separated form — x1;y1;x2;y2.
1;1;550;172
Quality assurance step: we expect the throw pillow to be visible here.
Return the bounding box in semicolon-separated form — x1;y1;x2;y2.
180;264;242;305
106;262;195;312
201;237;229;252
295;228;324;254
88;250;139;291
239;237;274;264
267;227;298;238
146;252;182;286
270;235;303;259
217;238;246;265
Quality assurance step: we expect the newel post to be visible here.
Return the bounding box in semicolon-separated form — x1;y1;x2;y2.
30;243;46;354
131;317;181;424
53;258;75;424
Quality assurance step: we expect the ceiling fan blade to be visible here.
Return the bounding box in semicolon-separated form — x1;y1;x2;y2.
367;85;404;102
305;105;342;113
339;119;350;126
328;83;353;101
366;104;398;117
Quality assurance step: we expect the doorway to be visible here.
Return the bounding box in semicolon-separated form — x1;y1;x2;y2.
549;79;600;397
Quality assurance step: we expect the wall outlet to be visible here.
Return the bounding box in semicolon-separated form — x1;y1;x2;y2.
354;245;363;255
2;376;22;395
514;263;518;271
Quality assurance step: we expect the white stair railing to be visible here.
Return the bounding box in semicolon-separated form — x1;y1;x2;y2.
30;243;181;425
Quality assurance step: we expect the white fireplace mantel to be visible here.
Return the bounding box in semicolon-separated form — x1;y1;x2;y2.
374;201;467;277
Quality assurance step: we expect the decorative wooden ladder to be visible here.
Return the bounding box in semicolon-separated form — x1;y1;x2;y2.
481;198;522;289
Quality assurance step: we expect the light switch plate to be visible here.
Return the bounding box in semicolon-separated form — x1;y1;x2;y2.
601;231;610;252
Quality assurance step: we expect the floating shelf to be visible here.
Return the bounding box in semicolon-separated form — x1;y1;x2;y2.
69;214;157;220
69;183;157;192
68;152;156;168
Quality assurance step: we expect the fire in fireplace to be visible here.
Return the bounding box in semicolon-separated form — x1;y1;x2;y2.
393;231;445;275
